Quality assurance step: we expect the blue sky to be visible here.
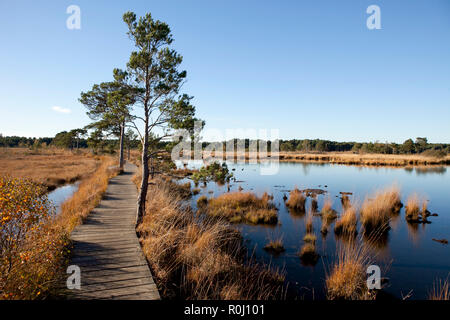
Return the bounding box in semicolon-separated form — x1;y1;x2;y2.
0;0;449;143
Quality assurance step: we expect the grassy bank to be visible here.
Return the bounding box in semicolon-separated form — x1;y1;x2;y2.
202;151;450;167
0;148;101;190
135;177;285;299
0;156;118;299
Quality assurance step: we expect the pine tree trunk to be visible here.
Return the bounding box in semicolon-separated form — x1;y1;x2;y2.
136;118;149;225
119;122;125;170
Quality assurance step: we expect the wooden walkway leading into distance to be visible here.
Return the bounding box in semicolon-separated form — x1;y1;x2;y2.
67;163;160;300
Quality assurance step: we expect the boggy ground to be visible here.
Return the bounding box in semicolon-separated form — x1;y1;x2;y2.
0;148;101;190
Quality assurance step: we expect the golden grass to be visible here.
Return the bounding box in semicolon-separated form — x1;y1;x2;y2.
405;193;421;222
136;178;285;299
0;148;100;190
335;203;358;237
326;242;376;300
303;233;317;243
405;193;430;222
57;157;118;232
428;277;450;300
320;219;329;235
305;209;314;233
264;238;285;254
278;152;450;167
204;150;450;167
285;188;306;212
360;185;402;235
321;197;337;222
0;156;118;299
341;195;350;209
298;242;319;266
205;192;278;225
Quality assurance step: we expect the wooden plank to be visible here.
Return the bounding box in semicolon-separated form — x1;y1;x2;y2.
66;163;160;300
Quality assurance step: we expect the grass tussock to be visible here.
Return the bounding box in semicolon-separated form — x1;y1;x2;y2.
360;185;402;235
321;197;337;222
285;188;306;212
405;193;429;222
0;148;100;190
303;233;317;243
326;242;377;300
335;203;358;237
137;179;285;299
204;192;278;225
298;242;319;266
428;277;450;300
264;238;285;255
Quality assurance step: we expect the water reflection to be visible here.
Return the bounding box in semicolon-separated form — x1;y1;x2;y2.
414;166;447;175
178;160;450;299
47;182;79;214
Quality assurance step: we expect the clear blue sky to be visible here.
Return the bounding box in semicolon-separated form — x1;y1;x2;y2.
1;0;449;143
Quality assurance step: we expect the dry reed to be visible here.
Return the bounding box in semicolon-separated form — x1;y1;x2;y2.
204;192;278;225
285;188;306;212
136;178;285;299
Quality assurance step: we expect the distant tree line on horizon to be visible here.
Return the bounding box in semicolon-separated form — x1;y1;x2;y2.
1;132;448;157
0;129;140;154
276;137;449;157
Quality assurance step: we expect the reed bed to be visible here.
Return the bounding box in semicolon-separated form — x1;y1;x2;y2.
136;178;285;299
277;152;450;167
204;151;450;167
203;192;278;225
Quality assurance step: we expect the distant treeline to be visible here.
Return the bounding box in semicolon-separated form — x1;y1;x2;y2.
276;137;449;155
199;137;449;157
1;133;449;157
0;130;140;154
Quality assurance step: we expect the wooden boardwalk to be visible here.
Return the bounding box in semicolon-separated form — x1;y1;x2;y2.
66;163;160;300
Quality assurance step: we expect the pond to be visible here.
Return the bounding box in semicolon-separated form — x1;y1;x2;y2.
47;182;80;214
179;161;450;300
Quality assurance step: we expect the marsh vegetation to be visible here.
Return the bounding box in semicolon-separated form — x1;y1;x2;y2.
177;160;449;300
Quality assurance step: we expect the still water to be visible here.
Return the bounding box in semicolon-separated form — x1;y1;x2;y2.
181;161;450;300
47;182;79;214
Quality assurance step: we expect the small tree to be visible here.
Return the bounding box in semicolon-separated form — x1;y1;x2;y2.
123;11;203;224
402;139;415;154
80;69;135;169
70;128;87;149
124;129;138;160
52;131;73;149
